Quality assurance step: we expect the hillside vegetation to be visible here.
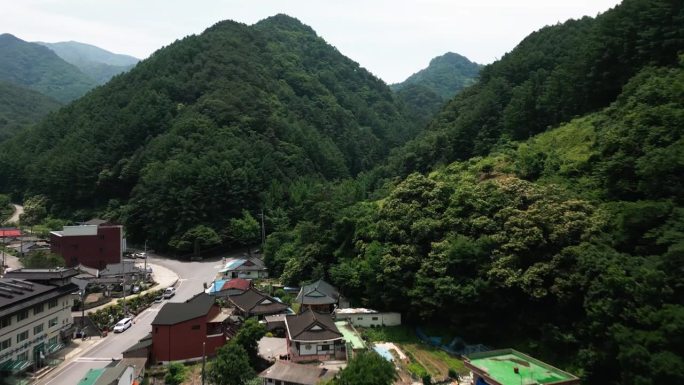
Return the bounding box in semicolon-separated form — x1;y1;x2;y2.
391;52;481;100
262;1;684;384
379;0;683;180
392;52;481;128
0;81;61;140
0;33;97;102
0;15;418;249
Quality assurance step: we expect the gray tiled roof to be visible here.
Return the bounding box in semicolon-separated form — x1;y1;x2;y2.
259;361;335;385
285;308;342;342
294;279;339;305
152;293;215;325
227;288;288;316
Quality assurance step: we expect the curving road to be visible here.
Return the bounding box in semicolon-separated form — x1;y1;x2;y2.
36;253;230;385
4;204;23;224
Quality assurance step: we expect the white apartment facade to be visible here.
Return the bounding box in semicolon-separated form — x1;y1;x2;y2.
0;277;75;375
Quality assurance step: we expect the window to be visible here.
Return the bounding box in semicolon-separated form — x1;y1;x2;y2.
357;317;363;320
48;317;58;328
34;324;44;335
372;317;379;321
34;303;44;314
49;336;58;345
0;317;10;329
0;338;10;351
155;327;159;334
48;298;58;309
17;352;28;361
17;310;28;321
320;345;330;351
17;331;28;343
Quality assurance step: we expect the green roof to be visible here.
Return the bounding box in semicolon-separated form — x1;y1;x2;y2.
335;321;365;349
466;349;579;385
77;368;105;385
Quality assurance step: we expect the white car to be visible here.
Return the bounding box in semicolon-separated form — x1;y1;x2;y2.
113;318;132;333
163;287;175;299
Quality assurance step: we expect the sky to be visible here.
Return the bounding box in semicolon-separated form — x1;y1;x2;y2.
0;0;623;84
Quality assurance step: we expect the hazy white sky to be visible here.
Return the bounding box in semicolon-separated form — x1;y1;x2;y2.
1;0;622;83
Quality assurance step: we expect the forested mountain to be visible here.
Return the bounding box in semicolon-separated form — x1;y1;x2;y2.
379;0;684;180
0;81;61;140
38;41;139;84
0;15;416;248
260;1;684;384
392;52;481;127
0;33;97;102
391;52;481;99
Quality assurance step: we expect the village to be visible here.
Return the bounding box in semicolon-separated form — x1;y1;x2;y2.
0;219;580;385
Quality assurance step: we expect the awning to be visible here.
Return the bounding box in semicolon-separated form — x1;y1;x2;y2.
46;342;65;354
0;359;31;373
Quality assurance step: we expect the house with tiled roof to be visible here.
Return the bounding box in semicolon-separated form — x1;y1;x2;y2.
285;308;345;362
227;288;289;319
151;293;231;363
294;279;346;313
258;360;337;385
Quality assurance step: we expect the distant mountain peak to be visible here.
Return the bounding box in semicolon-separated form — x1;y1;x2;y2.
392;51;481;100
0;34;96;102
36;40;139;84
255;14;316;34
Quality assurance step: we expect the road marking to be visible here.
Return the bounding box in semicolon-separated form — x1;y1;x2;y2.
43;361;77;385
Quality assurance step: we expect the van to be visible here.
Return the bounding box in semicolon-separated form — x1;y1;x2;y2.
113;318;132;333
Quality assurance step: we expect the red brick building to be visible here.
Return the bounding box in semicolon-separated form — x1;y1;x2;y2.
151;293;229;363
49;223;123;269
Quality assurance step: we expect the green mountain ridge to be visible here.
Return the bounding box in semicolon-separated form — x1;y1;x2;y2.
391;52;481;128
37;41;139;84
258;1;683;384
391;52;481;99
0;33;97;102
0;80;62;140
0;14;418;247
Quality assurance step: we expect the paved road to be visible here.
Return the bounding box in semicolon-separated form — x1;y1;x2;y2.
36;253;228;385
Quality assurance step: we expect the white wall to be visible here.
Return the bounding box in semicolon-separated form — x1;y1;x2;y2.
337;312;401;327
0;292;73;364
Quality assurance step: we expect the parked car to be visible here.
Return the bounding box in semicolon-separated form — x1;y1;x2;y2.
134;252;147;259
163;287;175;299
154;294;164;303
113;318;132;333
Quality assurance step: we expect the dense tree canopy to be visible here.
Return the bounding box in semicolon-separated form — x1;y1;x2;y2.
0;15;420;250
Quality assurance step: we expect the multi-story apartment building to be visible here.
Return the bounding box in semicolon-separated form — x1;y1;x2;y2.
0;269;77;377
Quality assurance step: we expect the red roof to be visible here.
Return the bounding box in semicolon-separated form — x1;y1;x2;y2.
0;229;21;238
221;278;251;291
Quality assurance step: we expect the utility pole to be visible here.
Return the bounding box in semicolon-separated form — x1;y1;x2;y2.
81;290;86;329
122;249;127;316
259;208;265;252
143;240;148;282
201;341;206;385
